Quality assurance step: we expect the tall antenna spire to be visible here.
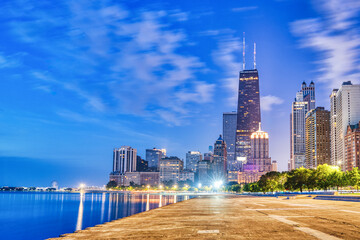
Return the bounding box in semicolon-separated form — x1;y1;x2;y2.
242;32;245;71
254;42;256;69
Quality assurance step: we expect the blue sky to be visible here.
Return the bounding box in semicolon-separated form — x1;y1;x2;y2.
1;0;360;187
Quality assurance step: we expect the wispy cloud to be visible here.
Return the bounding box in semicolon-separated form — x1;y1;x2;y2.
212;35;242;106
261;95;284;111
232;6;258;12
290;0;360;88
4;1;214;125
32;72;106;112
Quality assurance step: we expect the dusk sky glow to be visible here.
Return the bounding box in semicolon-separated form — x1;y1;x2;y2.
1;0;360;186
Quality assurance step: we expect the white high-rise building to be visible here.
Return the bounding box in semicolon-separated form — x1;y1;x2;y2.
112;146;137;174
332;82;360;171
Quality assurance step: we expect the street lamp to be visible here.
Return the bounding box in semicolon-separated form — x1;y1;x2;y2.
213;180;223;189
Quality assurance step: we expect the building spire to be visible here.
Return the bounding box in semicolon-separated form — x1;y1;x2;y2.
254;42;256;69
243;32;245;71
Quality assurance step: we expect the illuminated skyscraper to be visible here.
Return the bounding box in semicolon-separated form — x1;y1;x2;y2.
332;82;360;171
305;107;331;169
290;81;316;170
236;69;261;169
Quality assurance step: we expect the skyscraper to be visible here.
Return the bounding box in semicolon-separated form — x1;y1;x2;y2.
146;148;166;169
290;81;315;170
330;89;338;166
332;81;360;170
213;135;227;180
112;146;137;174
223;112;237;171
244;123;272;172
186;151;202;172
305;107;331;169
236;69;261;169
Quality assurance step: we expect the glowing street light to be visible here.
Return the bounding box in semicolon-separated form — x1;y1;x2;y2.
198;183;202;188
173;185;178;190
147;185;150;190
79;183;86;189
213;180;223;189
159;185;164;190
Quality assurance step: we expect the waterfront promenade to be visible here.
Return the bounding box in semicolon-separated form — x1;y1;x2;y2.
52;194;360;239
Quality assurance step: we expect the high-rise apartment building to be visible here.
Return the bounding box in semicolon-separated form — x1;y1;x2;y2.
213;135;227;180
223;112;238;171
236;69;261;168
146;148;166;169
290;81;315;170
332;82;360;171
159;157;184;183
112;146;137;174
344;121;360;171
330;89;338;166
185;151;202;172
305;107;331;169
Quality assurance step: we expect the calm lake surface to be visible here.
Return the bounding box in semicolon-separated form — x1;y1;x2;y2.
0;192;195;240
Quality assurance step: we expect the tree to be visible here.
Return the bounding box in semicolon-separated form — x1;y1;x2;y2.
285;167;311;192
348;167;360;191
315;164;339;190
106;180;117;189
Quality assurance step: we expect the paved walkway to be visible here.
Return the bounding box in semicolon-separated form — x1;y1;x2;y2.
51;195;360;239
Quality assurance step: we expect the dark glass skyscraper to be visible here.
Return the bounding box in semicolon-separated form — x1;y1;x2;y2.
236;69;261;169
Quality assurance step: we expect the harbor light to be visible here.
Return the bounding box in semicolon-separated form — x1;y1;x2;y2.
79;183;86;189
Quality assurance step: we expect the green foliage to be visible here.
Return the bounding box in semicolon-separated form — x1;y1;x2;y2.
347;167;360;190
106;180;118;189
242;164;360;193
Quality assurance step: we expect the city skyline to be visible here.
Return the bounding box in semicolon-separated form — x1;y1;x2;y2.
1;0;360;186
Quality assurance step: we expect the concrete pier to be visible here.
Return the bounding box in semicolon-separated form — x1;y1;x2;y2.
51;195;360;239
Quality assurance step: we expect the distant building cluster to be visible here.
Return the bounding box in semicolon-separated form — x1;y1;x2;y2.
109;39;278;186
289;81;360;172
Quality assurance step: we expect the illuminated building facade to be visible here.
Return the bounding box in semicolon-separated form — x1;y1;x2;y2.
332;82;360;171
112;146;137;174
305;107;331;169
236;69;261;169
344;121;360;171
243;123;271;172
159;157;184;183
185;151;202;172
212;135;227;180
223;112;238;171
146;148;166;169
290;81;316;170
330;89;338;166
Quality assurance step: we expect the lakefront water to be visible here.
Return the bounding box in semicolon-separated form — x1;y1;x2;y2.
0;192;194;240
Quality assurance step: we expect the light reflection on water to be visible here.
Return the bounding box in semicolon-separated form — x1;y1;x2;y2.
0;192;195;240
